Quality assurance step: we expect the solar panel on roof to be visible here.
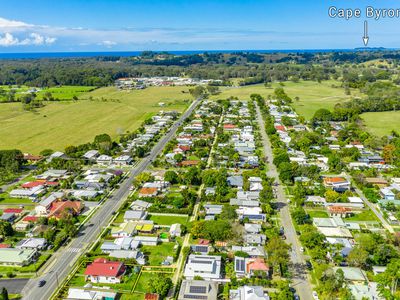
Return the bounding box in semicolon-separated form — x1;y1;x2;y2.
191;260;213;264
189;286;207;294
183;295;207;300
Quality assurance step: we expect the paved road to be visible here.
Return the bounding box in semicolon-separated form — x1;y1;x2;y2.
22;98;202;300
255;102;313;300
343;173;394;233
0;278;29;294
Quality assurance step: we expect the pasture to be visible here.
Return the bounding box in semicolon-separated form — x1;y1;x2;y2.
210;80;360;119
361;111;400;136
0;86;190;153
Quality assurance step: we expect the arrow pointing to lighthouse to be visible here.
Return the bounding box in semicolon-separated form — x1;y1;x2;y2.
363;20;369;46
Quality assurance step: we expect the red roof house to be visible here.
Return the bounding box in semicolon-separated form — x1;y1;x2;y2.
138;187;158;198
3;208;23;215
246;258;269;275
0;244;11;248
223;124;237;131
84;258;126;284
179;160;200;167
275;125;286;132
22;216;38;223
145;294;160;300
48;200;83;219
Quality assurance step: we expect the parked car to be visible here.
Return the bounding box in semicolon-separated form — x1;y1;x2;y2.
312;291;319;300
306;260;312;270
38;280;46;287
300;247;304;252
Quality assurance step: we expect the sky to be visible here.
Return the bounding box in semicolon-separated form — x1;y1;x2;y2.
0;0;399;52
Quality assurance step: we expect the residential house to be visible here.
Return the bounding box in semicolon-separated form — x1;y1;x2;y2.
67;288;117;300
178;280;218;300
227;176;243;188
323;177;351;192
236;207;266;223
16;238;46;250
47;151;67;162
184;255;221;280
114;155;133;166
96;155;113;166
231;246;265;257
0;248;37;266
111;222;137;238
133;236;158;246
130;200;152;211
170;223;182;237
84;258;126;284
380;187;395;200
138;187;158;198
82;150;99;161
234;256;269;278
244;223;261;234
230;286;270;300
35;192;64;215
123;210;148;222
48;200;83;219
244;234;266;246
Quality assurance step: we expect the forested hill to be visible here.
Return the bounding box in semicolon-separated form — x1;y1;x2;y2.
0;50;400;87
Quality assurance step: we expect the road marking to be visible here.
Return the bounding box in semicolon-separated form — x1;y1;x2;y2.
67;248;81;253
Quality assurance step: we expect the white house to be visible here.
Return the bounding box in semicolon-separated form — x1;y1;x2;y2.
184;254;221;280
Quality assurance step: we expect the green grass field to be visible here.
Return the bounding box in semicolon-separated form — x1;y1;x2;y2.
0;85;95;101
148;214;188;226
141;242;176;266
0;86;191;153
361;111;400;136
210;80;360;119
345;210;379;222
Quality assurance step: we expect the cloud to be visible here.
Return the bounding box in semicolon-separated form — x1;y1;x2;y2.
99;40;117;47
0;33;20;46
0;17;32;28
0;32;56;47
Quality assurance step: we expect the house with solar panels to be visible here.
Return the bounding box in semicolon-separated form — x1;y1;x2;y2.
184;254;221;280
178;280;218;300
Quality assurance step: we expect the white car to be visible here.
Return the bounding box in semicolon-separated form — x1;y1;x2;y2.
300;247;304;252
312;291;319;300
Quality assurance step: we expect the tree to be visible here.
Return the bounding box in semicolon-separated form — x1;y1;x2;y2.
312;108;333;123
0;221;13;238
164;170;179;184
376;258;400;298
383;144;396;164
265;236;290;276
220;204;237;220
325;190;340;203
94;133;112;153
1;287;8;300
148;273;172;298
347;246;369;268
189;86;206;99
292;207;310;225
300;225;325;249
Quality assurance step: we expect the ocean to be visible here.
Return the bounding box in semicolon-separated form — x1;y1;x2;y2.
0;48;391;59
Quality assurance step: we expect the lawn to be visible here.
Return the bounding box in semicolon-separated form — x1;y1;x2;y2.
306;209;329;219
210;80;360;119
345;210;379;222
361;111;400;136
148;214;188;226
134;271;172;293
0;86;191;153
0;193;33;205
121;293;145;300
141;242;176;266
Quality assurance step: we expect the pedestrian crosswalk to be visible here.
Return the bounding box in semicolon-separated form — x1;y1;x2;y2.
67;247;81;253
